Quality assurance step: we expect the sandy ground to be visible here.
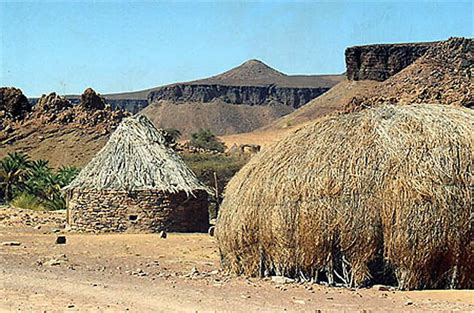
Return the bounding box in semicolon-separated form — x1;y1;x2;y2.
0;209;473;312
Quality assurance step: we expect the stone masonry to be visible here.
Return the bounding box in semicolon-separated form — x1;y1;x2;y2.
68;190;209;233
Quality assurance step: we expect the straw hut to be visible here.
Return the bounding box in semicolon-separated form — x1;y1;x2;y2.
65;115;211;233
217;104;473;290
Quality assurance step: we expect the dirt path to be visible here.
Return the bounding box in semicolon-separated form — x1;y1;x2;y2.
0;217;473;312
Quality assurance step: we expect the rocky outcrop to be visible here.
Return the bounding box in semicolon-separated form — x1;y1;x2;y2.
35;93;72;114
28;88;129;128
148;84;329;109
345;42;433;81
80;88;106;110
0;87;32;120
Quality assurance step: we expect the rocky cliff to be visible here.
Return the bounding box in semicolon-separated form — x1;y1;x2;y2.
346;37;473;110
105;99;148;113
147;84;329;109
345;42;434;81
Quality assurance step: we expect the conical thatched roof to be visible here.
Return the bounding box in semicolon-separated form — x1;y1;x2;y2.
217;104;473;290
65;115;210;194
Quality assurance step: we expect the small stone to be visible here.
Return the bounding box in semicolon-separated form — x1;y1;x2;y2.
45;259;61;266
208;226;215;237
293;299;305;305
67;304;75;308
56;236;66;244
34;225;42;230
51;228;61;233
159;231;167;239
2;241;21;246
405;301;413;306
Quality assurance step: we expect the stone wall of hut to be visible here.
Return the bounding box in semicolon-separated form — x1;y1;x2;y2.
67;190;209;233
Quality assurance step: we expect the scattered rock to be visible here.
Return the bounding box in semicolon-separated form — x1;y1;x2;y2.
131;269;148;277
208;226;215;237
1;241;21;246
159;230;167;239
45;259;61;266
405;300;414;306
56;235;67;244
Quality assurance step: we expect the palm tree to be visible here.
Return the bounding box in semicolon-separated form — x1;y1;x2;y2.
0;152;31;201
57;166;80;187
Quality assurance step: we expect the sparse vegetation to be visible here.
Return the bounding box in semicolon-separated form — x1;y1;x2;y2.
189;129;226;152
181;152;249;196
181;152;250;219
0;152;79;210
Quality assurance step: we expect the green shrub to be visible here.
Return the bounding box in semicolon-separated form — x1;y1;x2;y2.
0;152;80;210
189;129;226;152
10;193;46;211
181;152;249;196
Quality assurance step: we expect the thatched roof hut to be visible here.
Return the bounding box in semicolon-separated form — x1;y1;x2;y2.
217;104;473;290
65;115;211;233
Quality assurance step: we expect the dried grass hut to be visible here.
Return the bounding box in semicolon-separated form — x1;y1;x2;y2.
217;104;473;290
65;115;211;233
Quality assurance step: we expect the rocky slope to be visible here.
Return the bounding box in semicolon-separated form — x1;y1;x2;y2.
0;88;129;167
142;60;342;137
224;37;472;147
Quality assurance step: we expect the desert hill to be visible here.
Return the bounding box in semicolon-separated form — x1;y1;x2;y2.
221;37;473;147
140;59;342;137
189;59;342;88
59;59;342;116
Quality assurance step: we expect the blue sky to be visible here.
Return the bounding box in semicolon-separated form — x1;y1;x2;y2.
1;1;472;97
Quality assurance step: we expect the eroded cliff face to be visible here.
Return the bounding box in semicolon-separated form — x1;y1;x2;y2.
345;42;434;81
105;99;148;114
147;84;330;109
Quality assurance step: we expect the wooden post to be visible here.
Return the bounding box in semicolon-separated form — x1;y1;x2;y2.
213;171;219;200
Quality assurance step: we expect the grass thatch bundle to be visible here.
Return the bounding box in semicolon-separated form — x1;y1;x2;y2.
217;104;473;290
65;115;210;194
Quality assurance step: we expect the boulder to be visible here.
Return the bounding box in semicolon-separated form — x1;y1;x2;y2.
80;88;106;110
0;87;31;120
